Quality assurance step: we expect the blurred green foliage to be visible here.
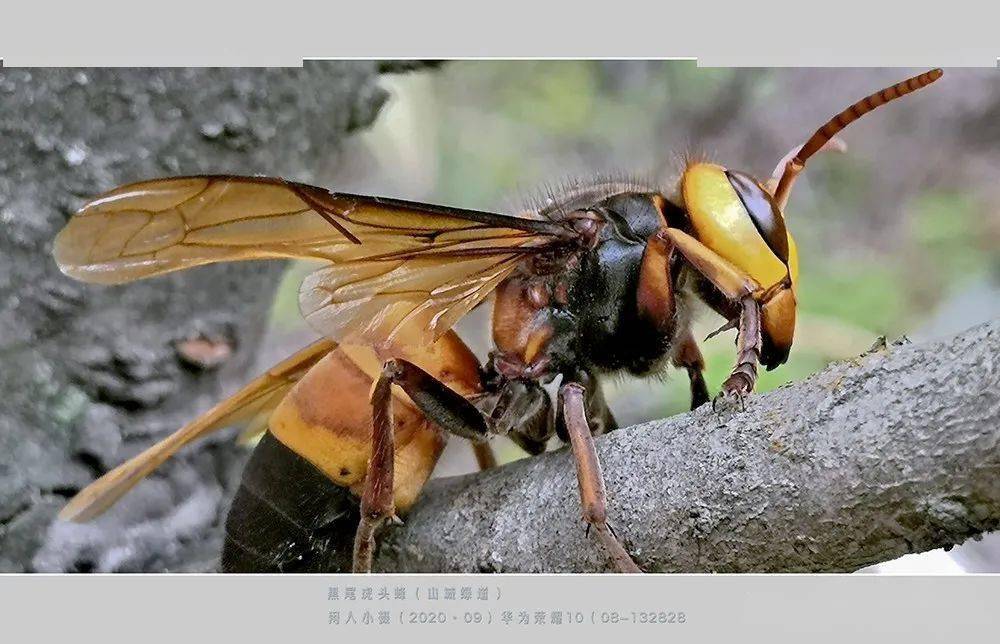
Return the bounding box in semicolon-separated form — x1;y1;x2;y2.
911;190;991;285
798;261;906;333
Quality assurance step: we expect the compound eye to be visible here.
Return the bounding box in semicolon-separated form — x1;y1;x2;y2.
725;170;789;264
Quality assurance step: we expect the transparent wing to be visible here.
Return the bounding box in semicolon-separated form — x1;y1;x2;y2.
59;338;336;522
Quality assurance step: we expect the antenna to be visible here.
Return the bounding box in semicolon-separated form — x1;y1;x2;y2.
771;69;943;211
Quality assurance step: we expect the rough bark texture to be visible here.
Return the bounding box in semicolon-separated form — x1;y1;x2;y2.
0;64;390;572
376;320;1000;573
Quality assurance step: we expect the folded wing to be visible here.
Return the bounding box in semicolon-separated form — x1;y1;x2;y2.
55;175;566;348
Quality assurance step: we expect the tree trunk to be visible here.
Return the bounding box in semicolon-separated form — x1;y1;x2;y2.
0;64;391;572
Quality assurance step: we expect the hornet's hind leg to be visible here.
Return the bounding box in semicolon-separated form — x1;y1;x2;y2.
353;370;397;573
353;357;492;573
253;331;486;574
471;442;498;471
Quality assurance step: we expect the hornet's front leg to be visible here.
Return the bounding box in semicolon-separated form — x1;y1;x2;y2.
559;381;641;573
661;228;767;405
720;296;763;408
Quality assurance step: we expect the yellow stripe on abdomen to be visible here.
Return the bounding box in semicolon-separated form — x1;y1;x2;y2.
268;348;446;512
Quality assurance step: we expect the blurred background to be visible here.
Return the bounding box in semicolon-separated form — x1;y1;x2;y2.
261;62;1000;572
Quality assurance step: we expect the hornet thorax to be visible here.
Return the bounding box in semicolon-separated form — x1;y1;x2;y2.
488;188;691;382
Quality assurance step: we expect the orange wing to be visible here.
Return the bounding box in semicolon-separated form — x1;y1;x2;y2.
55;175;567;349
59;338;336;522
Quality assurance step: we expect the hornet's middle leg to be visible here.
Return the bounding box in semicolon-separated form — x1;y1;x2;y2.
637;230;708;411
559;381;641;573
672;330;711;410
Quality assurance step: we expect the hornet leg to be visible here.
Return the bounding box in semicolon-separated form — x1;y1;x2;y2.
353;357;492;572
672;330;710;410
353;367;397;573
352;336;490;573
660;227;768;406
560;382;641;573
471;442;498;471
637;231;709;411
719;296;763;405
382;358;490;440
387;358;498;468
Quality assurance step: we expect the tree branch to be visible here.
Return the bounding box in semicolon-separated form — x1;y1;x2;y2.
377;320;1000;572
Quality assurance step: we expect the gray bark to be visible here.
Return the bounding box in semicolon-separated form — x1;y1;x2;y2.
376;320;1000;573
0;64;391;572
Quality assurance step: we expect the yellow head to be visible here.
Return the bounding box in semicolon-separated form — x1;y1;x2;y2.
682;162;798;368
678;69;943;368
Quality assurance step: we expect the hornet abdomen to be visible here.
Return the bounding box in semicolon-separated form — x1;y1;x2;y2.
223;334;483;572
222;431;358;572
